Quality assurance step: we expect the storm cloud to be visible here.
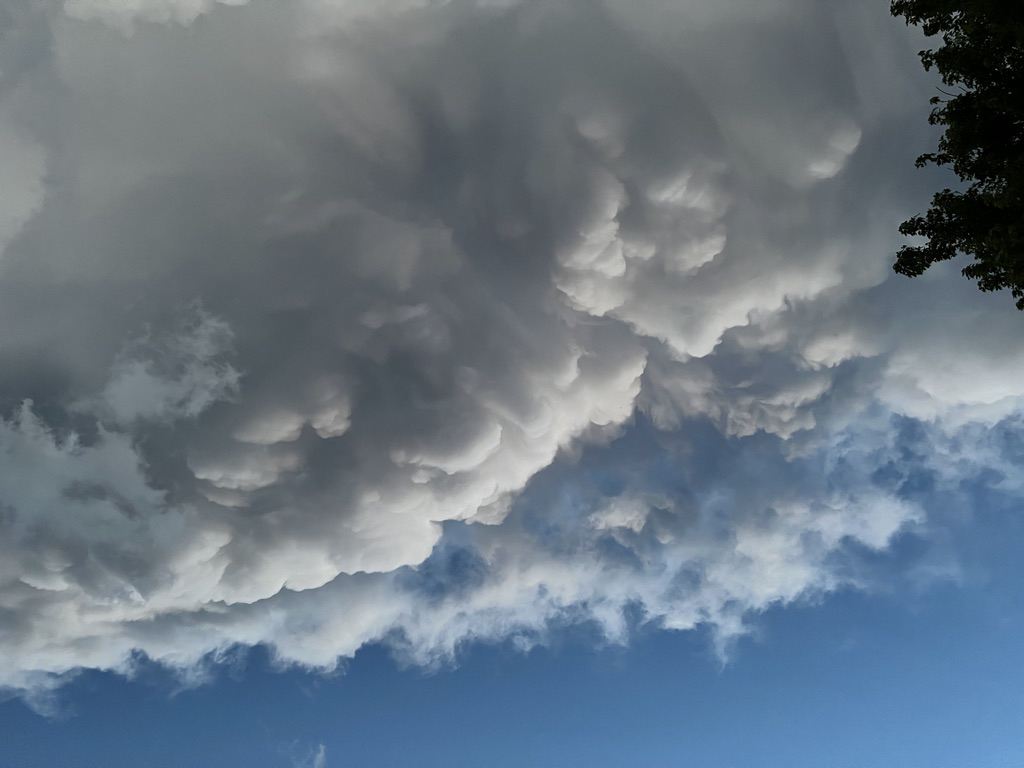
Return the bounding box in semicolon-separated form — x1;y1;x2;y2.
1;0;1021;704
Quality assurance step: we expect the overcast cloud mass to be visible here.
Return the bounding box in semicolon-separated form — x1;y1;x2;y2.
1;0;1022;707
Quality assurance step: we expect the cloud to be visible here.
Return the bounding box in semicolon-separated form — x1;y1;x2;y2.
0;0;1021;706
89;308;240;425
0;111;46;261
62;0;250;32
290;743;327;768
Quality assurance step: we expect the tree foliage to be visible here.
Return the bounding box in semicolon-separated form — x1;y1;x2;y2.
891;0;1024;308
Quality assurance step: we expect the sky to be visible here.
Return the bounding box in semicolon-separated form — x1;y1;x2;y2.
0;0;1023;766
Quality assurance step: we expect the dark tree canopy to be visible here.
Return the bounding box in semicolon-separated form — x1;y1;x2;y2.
891;0;1024;308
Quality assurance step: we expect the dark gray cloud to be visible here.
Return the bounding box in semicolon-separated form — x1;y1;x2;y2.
0;0;1021;704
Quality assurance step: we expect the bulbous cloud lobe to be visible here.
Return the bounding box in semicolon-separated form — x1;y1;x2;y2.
0;0;1021;701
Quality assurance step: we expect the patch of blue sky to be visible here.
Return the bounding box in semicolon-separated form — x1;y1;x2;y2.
3;491;1023;768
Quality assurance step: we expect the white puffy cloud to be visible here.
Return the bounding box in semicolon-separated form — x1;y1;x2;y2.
0;0;1020;707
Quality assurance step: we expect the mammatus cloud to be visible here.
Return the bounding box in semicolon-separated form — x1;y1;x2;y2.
0;0;1021;706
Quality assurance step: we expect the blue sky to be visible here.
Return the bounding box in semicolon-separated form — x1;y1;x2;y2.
4;502;1024;768
4;405;1024;766
1;0;1024;765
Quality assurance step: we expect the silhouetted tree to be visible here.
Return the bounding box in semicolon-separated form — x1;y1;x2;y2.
891;0;1024;308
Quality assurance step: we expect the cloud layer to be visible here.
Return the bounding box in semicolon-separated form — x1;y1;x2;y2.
0;0;1021;703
